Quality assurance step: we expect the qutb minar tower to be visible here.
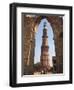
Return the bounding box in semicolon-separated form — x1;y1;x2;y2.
40;22;51;73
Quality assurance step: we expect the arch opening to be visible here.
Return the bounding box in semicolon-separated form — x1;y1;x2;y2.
22;14;63;75
34;18;56;74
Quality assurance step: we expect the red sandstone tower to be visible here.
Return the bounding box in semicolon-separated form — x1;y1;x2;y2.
40;22;51;73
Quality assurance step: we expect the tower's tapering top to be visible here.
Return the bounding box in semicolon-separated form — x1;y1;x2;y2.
43;22;48;38
43;22;47;29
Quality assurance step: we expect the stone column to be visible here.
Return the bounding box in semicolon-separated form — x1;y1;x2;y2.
22;14;35;75
52;17;63;73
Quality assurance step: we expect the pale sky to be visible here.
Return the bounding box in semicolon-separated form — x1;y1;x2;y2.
34;18;56;64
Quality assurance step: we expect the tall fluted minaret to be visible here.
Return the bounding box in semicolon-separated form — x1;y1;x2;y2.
40;22;51;72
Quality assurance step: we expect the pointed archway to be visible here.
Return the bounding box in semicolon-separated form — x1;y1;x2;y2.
34;15;63;73
22;14;63;75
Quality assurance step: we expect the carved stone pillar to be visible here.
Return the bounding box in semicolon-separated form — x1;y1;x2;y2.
51;17;63;73
22;14;35;75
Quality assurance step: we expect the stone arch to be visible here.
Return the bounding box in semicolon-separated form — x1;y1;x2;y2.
22;14;63;75
34;16;63;73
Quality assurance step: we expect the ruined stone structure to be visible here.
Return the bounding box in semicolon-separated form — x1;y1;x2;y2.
22;14;63;75
40;22;51;72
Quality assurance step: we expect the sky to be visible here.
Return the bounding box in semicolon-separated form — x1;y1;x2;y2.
34;18;56;64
